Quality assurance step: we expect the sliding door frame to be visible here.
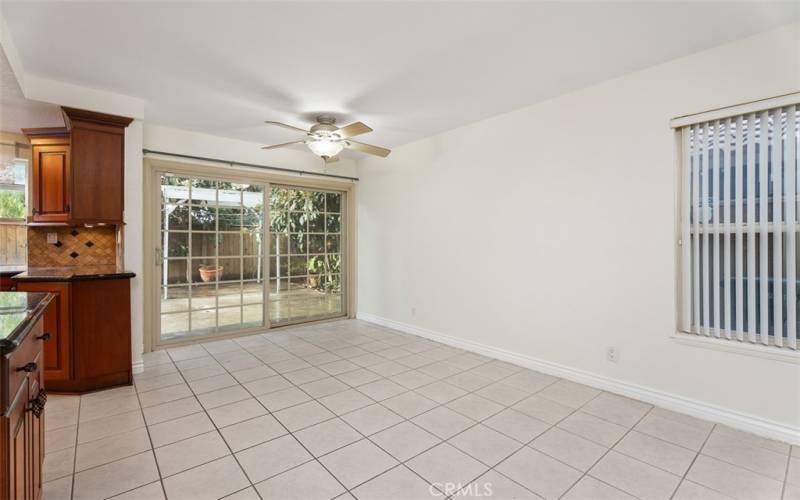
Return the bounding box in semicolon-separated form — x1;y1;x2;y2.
143;158;357;352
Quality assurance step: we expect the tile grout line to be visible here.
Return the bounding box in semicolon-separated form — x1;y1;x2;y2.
194;325;638;499
69;395;82;500
132;375;173;500
667;421;715;500
59;386;171;499
191;337;355;499
199;326;485;497
455;390;605;499
71;333;624;497
780;451;792;500
555;400;655;500
165;350;267;499
271;338;551;498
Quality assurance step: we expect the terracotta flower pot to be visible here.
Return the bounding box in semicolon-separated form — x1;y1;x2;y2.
198;265;223;282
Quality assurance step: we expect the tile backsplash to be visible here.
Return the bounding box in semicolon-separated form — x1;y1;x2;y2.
28;226;118;267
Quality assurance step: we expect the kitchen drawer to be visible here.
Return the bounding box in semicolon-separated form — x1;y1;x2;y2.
5;320;43;411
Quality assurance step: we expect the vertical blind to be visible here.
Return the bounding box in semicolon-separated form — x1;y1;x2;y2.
680;104;799;349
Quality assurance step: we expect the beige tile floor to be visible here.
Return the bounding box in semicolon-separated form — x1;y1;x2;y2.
42;320;799;500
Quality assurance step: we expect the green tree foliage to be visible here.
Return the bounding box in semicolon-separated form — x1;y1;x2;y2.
0;191;25;219
270;187;341;293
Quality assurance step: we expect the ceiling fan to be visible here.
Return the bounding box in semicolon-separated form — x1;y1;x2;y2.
261;115;391;162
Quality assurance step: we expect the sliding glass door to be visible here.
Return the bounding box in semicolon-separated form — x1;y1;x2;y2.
159;174;267;341
269;186;345;325
156;172;347;344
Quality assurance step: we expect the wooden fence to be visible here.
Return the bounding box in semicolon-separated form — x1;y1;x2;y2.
164;232;264;284
0;223;26;265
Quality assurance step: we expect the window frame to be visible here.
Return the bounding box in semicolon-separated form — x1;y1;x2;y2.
672;95;800;363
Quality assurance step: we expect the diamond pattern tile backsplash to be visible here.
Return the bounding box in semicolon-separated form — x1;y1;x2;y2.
27;226;117;267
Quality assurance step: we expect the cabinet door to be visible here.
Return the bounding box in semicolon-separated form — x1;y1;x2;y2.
31;144;71;223
7;381;28;500
72;279;131;384
70;125;124;223
16;283;71;382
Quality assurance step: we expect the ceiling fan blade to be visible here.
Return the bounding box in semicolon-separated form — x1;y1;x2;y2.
346;140;391;158
337;121;372;139
261;140;306;150
264;121;310;134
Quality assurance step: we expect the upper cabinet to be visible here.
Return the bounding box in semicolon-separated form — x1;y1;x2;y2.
23;107;133;226
26;129;71;223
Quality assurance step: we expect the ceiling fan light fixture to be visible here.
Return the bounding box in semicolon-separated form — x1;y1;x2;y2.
306;136;344;158
262;117;390;159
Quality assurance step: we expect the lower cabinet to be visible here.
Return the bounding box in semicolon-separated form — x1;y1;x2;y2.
71;279;132;389
16;278;132;393
2;319;45;500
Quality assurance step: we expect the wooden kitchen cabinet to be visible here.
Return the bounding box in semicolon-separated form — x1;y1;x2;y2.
71;279;131;389
4;366;44;500
25;130;71;224
2;298;49;500
63;107;132;224
15;277;132;393
23;107;132;226
14;282;71;383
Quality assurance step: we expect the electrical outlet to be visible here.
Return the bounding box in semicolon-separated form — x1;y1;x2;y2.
411;307;417;317
607;347;618;363
47;232;58;245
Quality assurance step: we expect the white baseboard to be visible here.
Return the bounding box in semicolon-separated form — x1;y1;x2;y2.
131;359;144;375
357;312;800;445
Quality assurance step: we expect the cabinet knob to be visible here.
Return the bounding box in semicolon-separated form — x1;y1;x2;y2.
16;362;37;373
36;333;51;341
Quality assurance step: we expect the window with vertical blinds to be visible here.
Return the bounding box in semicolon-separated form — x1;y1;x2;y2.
679;104;799;350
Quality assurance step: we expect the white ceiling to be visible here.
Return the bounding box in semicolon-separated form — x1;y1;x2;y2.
0;47;63;134
1;2;797;151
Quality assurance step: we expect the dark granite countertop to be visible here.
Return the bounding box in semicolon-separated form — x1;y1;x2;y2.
12;266;136;282
0;265;26;278
0;292;53;355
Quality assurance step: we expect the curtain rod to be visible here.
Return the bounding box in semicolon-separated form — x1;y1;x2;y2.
142;149;359;182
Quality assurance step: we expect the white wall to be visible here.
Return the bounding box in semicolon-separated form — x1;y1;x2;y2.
124;121;145;372
357;24;800;440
